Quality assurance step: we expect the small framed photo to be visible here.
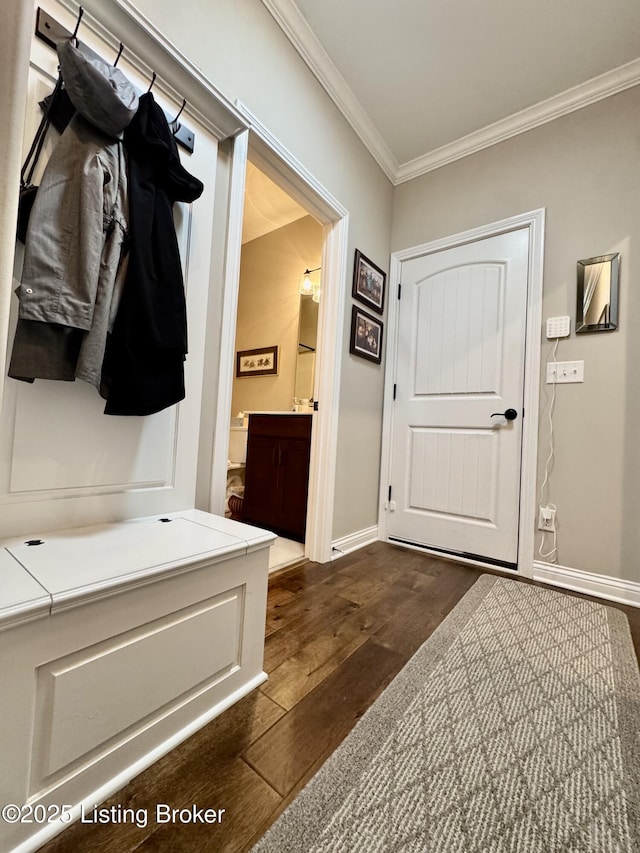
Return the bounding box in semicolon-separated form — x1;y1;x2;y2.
236;346;278;377
349;305;383;364
352;249;386;314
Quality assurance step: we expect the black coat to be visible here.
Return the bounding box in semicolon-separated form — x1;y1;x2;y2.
101;92;204;415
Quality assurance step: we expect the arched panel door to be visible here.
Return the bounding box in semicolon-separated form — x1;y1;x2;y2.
387;229;529;568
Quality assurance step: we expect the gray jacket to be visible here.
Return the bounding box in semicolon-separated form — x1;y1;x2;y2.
10;113;129;388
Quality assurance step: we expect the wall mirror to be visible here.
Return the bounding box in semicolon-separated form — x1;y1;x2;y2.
294;295;319;401
576;253;620;333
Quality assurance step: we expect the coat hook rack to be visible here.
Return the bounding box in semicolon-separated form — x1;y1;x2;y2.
171;98;187;133
113;42;124;67
71;6;84;41
34;7;195;154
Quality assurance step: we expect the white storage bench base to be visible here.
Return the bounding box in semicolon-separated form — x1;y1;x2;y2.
0;509;275;853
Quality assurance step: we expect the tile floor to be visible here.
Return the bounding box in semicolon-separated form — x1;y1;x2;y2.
268;536;305;572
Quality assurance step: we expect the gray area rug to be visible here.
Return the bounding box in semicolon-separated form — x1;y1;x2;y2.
252;575;640;852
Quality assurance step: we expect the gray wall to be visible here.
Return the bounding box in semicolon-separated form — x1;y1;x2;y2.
392;86;640;581
135;0;393;541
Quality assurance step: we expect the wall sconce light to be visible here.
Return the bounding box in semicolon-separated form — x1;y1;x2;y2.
299;266;321;300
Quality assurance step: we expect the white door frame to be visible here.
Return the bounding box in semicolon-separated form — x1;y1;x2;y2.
379;209;545;579
209;102;349;565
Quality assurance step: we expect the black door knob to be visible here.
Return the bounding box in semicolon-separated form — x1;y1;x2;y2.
491;408;518;421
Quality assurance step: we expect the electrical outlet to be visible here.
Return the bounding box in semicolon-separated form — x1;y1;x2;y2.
546;361;584;384
538;505;556;532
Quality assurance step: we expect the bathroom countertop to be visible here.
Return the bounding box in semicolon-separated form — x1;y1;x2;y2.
244;410;313;415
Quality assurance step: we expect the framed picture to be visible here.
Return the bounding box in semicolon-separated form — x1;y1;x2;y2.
236;346;278;377
349;305;383;364
352;249;386;314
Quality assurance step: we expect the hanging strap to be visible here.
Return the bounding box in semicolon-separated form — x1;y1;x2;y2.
21;9;84;185
20;74;63;187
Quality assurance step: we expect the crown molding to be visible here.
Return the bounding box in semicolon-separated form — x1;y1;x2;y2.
261;1;640;187
261;0;398;183
395;57;640;184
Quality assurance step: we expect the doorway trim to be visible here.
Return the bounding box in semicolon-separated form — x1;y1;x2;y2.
379;209;545;579
209;102;349;565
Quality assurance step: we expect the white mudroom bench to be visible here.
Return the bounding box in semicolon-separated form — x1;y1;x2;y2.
0;509;274;853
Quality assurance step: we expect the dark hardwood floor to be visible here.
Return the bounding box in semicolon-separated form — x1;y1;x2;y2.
40;542;640;853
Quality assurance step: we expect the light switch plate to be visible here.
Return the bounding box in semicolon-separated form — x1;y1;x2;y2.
546;316;571;338
546;361;584;383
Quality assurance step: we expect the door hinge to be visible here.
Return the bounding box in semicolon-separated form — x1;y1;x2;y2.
313;400;319;411
397;283;402;300
388;485;392;501
393;383;397;400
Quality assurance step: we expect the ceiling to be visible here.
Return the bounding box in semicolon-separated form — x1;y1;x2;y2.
263;0;640;183
242;161;308;244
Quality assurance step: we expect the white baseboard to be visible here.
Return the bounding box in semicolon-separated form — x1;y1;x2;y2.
331;526;379;560
533;561;640;609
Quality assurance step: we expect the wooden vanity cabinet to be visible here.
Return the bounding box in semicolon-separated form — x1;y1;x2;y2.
242;414;312;542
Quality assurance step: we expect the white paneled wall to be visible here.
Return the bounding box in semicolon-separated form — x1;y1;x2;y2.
0;0;222;538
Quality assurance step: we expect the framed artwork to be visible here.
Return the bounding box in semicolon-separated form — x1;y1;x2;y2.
352;249;386;314
236;346;278;377
349;305;383;364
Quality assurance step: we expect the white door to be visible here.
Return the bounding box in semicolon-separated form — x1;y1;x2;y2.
387;228;529;568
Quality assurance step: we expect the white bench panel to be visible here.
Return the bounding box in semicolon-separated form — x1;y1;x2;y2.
32;587;243;783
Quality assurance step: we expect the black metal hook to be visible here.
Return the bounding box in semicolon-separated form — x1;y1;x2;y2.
171;98;187;134
147;71;157;93
71;6;84;42
113;42;124;67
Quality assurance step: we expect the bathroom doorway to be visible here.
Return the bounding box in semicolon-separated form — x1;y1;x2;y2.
226;161;322;571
